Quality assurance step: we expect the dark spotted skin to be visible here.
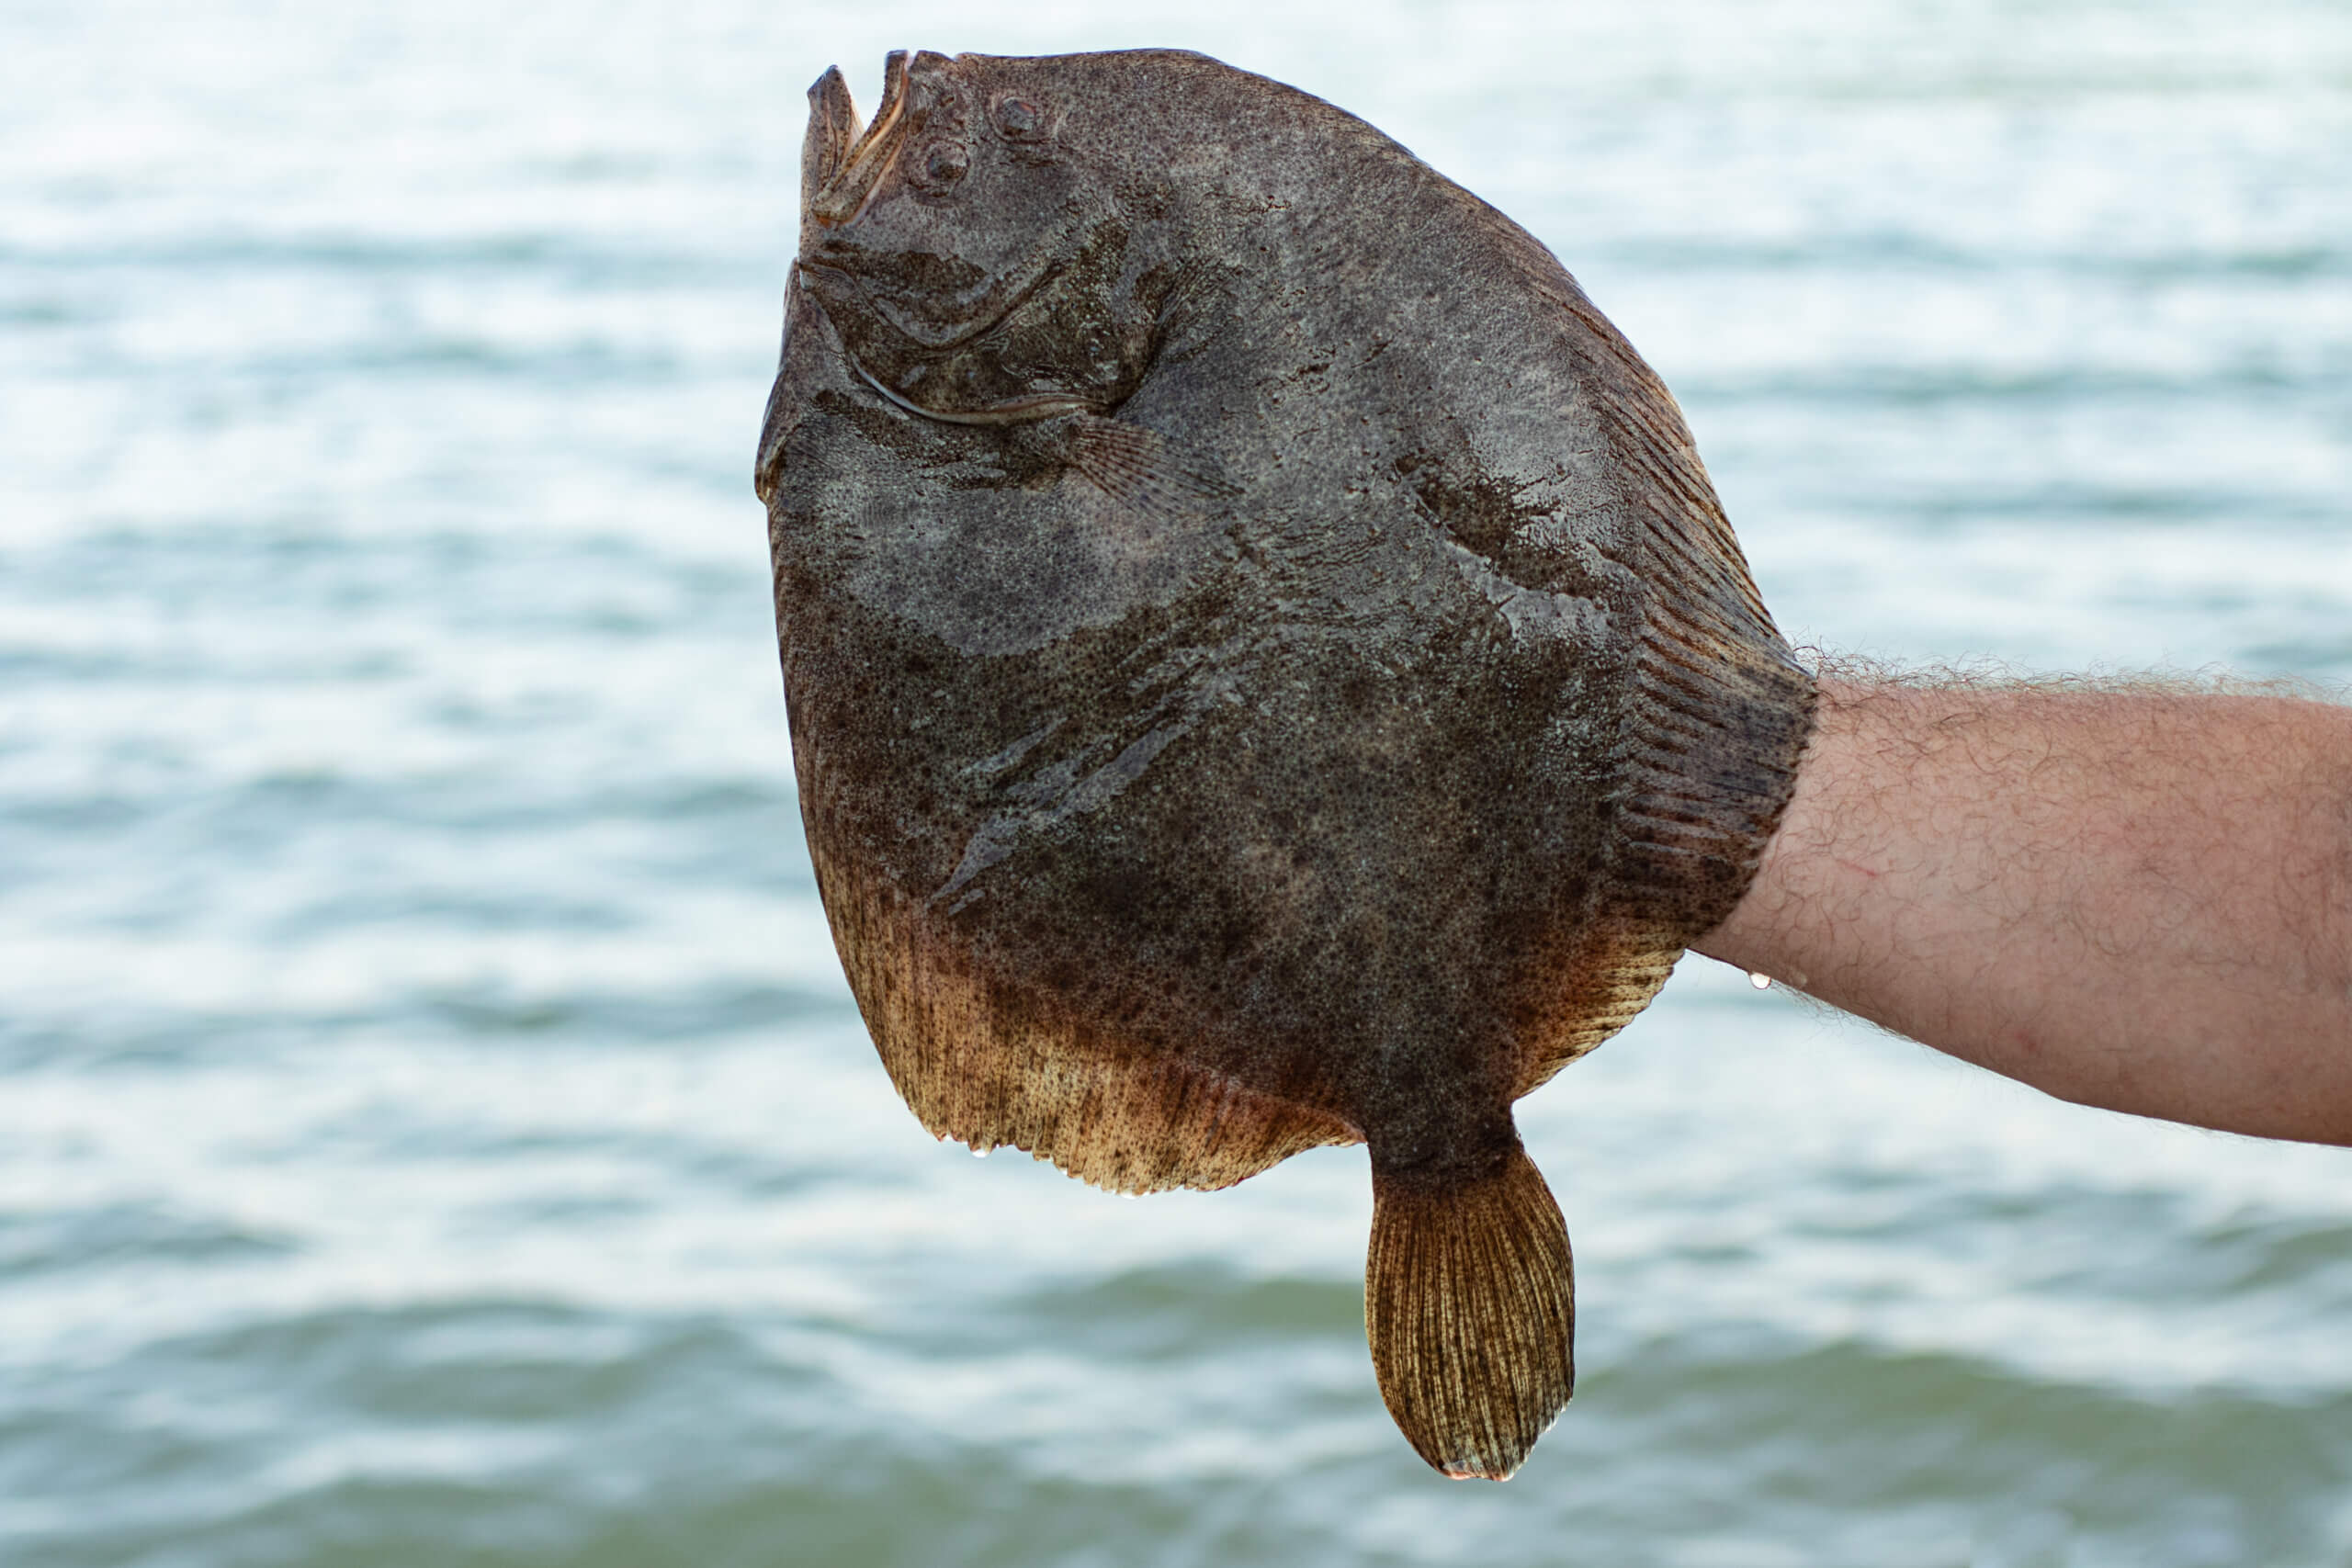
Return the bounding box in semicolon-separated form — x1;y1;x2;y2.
762;47;1815;1477
762;49;1809;1196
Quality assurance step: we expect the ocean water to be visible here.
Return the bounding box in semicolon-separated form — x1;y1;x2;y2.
3;0;2349;1563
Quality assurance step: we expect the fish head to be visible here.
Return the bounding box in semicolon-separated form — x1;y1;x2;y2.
794;51;1171;422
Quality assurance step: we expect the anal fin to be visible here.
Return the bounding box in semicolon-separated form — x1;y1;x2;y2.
814;842;1358;1194
1365;1140;1575;1480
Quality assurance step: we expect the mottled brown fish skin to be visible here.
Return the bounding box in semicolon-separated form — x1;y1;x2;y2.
758;48;1815;1479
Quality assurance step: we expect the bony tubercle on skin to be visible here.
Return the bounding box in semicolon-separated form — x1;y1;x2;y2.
775;47;1816;1480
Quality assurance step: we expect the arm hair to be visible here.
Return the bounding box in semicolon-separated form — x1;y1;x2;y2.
1692;661;2352;1145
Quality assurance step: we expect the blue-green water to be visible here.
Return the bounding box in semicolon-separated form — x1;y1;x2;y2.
4;1;2349;1563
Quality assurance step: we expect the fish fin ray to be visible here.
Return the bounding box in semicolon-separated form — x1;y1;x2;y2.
1366;1142;1574;1480
1487;276;1815;1100
1510;944;1678;1097
1063;415;1237;520
1507;570;1813;1100
816;845;1358;1193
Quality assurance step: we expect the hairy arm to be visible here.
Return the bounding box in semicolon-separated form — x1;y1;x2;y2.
1692;675;2352;1145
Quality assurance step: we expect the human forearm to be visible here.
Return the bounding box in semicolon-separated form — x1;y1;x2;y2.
1694;674;2352;1145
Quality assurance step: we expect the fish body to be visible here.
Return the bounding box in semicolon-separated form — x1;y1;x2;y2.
757;49;1815;1478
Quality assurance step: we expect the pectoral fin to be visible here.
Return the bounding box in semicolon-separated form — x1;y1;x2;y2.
1057;414;1238;522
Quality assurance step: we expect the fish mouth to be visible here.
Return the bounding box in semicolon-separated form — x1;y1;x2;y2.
797;50;1098;427
808;51;916;231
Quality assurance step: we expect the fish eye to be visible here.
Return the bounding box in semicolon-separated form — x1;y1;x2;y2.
910;140;969;193
992;96;1046;141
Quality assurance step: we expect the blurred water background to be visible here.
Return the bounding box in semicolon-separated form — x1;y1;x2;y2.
4;0;2350;1562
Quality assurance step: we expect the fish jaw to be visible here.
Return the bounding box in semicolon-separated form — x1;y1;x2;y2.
793;50;1153;416
800;67;861;232
807;50;914;231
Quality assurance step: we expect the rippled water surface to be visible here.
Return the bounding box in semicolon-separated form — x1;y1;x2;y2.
5;1;2350;1563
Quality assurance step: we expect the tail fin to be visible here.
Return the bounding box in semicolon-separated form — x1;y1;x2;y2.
1365;1142;1575;1480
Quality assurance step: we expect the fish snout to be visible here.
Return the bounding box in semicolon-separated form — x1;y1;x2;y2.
805;50;920;231
800;67;862;230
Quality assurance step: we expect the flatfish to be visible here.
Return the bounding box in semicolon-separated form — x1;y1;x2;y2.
755;48;1815;1479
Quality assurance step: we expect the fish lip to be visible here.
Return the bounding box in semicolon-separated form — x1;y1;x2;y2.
809;50;916;229
801;66;860;220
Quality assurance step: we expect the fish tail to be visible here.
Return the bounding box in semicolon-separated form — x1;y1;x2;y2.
1365;1139;1574;1481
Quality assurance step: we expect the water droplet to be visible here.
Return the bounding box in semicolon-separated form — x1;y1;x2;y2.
971;1145;990;1158
1748;972;1772;989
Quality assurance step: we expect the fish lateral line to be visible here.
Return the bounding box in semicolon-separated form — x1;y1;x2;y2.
849;357;1234;519
850;357;1094;426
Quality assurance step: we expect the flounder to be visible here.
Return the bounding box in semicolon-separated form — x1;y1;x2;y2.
756;48;1815;1479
